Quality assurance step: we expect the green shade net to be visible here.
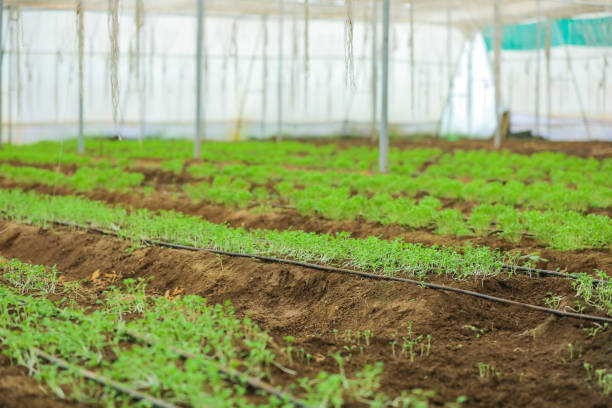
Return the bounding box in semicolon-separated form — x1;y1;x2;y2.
482;16;612;50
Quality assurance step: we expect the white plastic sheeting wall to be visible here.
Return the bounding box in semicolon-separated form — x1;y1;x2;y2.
0;8;464;144
1;8;610;144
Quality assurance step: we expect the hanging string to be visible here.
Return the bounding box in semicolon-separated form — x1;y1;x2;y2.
344;0;355;89
108;0;121;139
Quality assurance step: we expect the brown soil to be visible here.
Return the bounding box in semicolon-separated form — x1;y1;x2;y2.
0;220;610;408
0;355;83;408
1;179;611;276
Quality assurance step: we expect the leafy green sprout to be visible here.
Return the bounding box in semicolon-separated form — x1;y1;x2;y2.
584;323;608;337
477;363;499;379
284;336;295;366
543;292;563;310
364;330;372;346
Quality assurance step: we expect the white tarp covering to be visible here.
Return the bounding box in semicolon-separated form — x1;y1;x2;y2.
439;33;498;139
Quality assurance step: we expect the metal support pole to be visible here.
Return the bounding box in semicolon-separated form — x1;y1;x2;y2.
261;15;268;138
446;9;452;84
77;0;84;154
7;20;12;145
194;0;204;158
139;23;146;145
409;0;415;115
136;0;145;146
546;20;551;137
379;0;390;173
276;0;284;142
441;8;452;139
492;0;503;149
0;0;4;149
467;36;473;135
535;0;541;137
370;0;377;142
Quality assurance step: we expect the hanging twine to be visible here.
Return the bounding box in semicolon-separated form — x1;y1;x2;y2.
108;0;121;139
344;0;355;89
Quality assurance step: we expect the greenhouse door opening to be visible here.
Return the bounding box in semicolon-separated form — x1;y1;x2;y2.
439;33;498;140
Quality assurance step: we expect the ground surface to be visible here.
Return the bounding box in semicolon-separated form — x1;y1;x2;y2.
0;137;611;407
0;220;610;407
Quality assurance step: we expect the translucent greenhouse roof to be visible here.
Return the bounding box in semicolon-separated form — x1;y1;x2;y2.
9;0;612;28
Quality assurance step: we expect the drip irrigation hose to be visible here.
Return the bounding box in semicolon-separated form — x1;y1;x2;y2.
0;329;177;408
123;329;309;408
0;291;302;406
46;220;612;325
502;265;609;286
265;207;607;285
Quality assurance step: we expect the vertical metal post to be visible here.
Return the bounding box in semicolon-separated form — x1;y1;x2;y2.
194;0;204;158
442;8;452;139
409;0;414;115
370;0;377;142
136;0;145;145
277;0;284;142
261;15;267;138
0;0;4;149
493;0;503;149
467;36;473;135
379;0;390;173
139;21;146;145
77;0;84;154
545;20;551;137
535;0;541;137
446;9;452;83
7;19;12;145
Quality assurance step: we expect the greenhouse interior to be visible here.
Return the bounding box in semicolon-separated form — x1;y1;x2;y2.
0;1;611;408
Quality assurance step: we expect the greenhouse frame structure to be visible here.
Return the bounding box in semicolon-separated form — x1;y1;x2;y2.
0;0;610;172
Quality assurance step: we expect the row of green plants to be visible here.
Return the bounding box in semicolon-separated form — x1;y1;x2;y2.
2;187;611;316
0;164;144;192
3;139;610;185
184;176;612;251
0;161;609;251
0;187;520;280
0;140;436;174
185;162;612;212
1;158;609;216
425;149;611;187
0;257;448;407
